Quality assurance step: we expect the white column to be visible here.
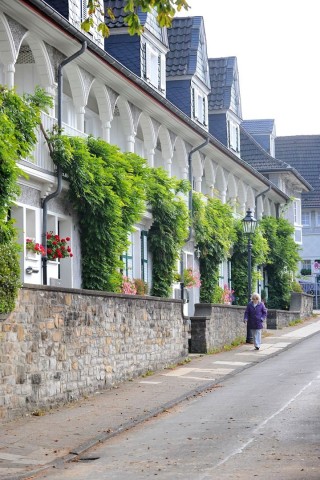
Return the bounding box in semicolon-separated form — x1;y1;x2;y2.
102;121;111;143
126;135;135;153
45;84;57;117
5;63;15;89
165;158;172;177
76;105;85;132
147;148;155;167
220;189;227;204
182;167;188;180
194;176;202;192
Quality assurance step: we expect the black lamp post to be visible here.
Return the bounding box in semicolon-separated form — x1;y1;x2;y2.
242;208;257;343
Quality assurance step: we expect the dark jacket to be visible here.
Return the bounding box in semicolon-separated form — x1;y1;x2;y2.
244;301;267;329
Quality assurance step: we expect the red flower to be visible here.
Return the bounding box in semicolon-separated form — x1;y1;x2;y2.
66;236;70;241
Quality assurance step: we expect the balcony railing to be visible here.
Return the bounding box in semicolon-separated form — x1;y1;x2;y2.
23;113;88;173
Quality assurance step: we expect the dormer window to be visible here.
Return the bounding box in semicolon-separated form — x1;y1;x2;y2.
227;119;240;153
142;41;166;94
191;86;208;126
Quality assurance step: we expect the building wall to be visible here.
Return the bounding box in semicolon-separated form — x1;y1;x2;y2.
0;286;188;422
208;113;228;146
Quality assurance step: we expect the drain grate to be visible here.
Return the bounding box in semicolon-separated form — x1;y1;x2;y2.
76;456;100;463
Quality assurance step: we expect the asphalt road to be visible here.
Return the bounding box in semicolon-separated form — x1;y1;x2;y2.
35;333;320;480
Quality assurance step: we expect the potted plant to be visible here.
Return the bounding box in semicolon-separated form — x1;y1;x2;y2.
46;232;73;261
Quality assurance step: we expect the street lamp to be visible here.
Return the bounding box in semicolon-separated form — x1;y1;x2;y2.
242;208;257;343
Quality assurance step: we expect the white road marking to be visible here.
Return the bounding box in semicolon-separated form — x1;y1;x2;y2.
213;374;320;469
139;381;162;384
213;361;250;366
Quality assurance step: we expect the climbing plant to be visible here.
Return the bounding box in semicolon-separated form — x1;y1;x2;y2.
0;86;52;313
192;193;236;303
259;216;301;309
146;168;189;297
230;220;269;306
48;133;148;292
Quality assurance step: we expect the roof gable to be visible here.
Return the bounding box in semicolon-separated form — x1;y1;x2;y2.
104;1;168;46
240;128;312;193
167;16;210;89
208;57;242;118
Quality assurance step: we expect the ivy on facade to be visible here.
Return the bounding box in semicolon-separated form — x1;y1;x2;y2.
0;86;52;313
192;193;236;303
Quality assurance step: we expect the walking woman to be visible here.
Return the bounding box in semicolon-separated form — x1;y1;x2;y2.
244;293;267;350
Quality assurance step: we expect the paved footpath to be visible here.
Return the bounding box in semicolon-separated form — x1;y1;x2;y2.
1;314;320;480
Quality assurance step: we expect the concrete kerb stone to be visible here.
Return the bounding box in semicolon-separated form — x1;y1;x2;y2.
5;317;320;480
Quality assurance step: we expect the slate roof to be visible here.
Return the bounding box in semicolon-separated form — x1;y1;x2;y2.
240;127;312;192
208;57;242;117
275;136;320;208
104;0;168;46
241;119;275;135
166;16;210;88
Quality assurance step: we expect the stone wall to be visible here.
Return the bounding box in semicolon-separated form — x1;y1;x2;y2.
190;304;247;353
0;285;188;422
290;292;314;318
266;309;300;329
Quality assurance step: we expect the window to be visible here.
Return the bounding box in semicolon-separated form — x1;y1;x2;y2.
191;87;207;126
141;231;148;283
316;212;320;226
227;120;240;152
122;236;134;279
293;199;301;225
302;212;311;226
80;0;88;22
302;260;311;271
143;43;166;93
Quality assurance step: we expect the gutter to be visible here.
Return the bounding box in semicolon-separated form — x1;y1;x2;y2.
22;0;288;200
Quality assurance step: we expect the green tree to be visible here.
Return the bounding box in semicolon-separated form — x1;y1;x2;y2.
0;86;52;313
83;0;190;37
260;216;301;309
193;194;236;303
146;168;189;297
231;220;269;306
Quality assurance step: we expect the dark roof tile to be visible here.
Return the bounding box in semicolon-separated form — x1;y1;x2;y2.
275;136;320;208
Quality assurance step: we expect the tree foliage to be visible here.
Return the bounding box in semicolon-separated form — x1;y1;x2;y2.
231;220;269;306
0;86;52;313
146;168;189;297
259;216;301;309
48;133;148;291
82;0;190;37
193;194;236;303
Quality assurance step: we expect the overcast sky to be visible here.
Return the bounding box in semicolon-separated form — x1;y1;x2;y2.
176;0;320;137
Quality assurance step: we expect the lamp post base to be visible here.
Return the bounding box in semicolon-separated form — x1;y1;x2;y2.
246;324;253;343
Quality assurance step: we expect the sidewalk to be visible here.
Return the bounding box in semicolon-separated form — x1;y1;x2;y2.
1;315;320;480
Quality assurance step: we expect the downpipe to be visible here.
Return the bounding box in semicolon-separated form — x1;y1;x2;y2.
41;41;87;285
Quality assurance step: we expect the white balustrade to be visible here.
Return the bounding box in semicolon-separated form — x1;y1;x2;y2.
23;113;88;173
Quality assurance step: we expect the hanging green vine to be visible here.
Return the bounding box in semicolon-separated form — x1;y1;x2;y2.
0;86;52;313
146;168;189;297
193;193;236;303
231;220;269;306
259;216;301;309
48;133;148;291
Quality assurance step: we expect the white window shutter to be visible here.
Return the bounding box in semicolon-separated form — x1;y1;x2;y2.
145;43;151;81
160;54;166;92
192;87;198;119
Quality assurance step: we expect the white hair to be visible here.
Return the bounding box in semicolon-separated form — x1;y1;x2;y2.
251;292;261;301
